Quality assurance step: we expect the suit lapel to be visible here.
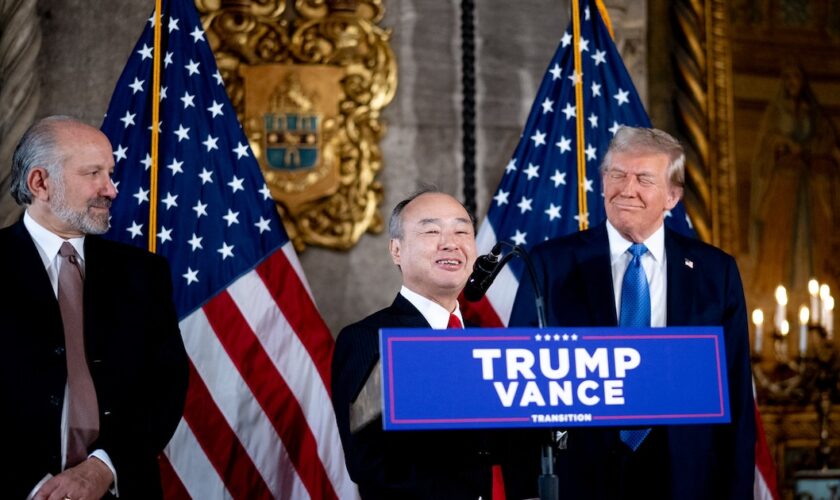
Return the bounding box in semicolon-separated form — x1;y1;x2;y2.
388;293;433;328
665;229;695;326
576;224;618;326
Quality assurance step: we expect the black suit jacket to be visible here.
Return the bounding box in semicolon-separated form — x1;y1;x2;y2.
1;219;189;499
331;294;541;499
510;222;755;499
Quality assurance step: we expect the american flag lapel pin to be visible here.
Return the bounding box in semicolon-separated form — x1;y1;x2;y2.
684;258;694;269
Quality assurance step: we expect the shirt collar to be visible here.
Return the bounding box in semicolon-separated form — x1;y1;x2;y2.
606;220;665;265
399;285;464;330
23;210;86;266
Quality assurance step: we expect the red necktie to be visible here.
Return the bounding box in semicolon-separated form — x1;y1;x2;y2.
58;242;99;467
492;464;506;500
447;313;463;329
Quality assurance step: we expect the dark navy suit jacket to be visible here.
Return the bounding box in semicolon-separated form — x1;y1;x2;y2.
1;219;189;499
332;294;541;499
510;222;755;499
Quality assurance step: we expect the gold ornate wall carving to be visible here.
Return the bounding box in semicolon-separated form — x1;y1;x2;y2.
195;0;396;251
671;0;739;252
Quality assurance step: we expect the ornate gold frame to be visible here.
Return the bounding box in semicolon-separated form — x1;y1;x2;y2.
672;0;739;254
195;0;396;251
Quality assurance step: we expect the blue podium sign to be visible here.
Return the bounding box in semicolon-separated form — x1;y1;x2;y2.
379;327;729;430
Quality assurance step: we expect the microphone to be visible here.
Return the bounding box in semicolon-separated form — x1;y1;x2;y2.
464;243;503;301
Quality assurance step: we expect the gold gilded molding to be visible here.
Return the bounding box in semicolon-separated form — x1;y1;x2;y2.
672;0;739;253
196;0;396;251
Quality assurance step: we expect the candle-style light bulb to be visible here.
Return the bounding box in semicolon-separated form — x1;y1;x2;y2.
799;306;809;356
809;279;820;324
752;308;764;354
781;320;789;336
826;296;835;340
820;284;831;300
775;285;788;331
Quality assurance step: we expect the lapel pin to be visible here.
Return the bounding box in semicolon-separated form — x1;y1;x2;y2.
684;258;694;269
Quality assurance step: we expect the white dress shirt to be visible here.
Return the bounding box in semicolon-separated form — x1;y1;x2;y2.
23;211;118;492
400;285;465;329
606;221;668;327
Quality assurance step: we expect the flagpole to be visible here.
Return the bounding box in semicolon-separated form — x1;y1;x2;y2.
572;0;588;231
148;0;163;253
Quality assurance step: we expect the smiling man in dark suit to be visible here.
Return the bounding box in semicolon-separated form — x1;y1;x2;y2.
332;188;539;499
510;127;755;499
0;116;188;499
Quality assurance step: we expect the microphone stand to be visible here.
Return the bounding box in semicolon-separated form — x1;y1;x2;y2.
492;243;558;500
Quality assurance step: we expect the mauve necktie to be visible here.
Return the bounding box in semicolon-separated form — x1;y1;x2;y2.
618;243;651;451
58;242;99;466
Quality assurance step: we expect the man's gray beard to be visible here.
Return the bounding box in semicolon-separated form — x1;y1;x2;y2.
50;180;111;235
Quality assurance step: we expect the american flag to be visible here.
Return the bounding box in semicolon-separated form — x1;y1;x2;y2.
463;0;693;328
463;1;777;498
100;0;358;498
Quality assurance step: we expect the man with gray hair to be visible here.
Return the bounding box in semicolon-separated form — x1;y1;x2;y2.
332;188;540;499
510;126;755;499
1;116;188;499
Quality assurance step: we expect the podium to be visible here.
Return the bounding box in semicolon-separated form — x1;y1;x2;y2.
378;326;731;431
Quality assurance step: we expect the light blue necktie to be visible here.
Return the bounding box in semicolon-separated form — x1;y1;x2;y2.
619;243;651;451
